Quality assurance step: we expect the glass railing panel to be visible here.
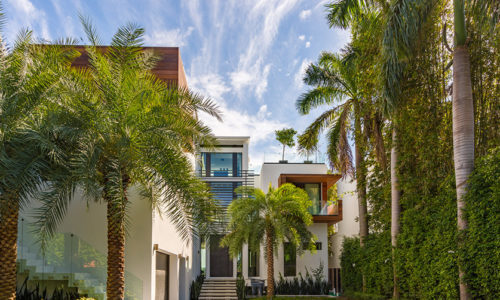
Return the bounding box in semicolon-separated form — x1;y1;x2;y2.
308;201;339;216
17;218;143;299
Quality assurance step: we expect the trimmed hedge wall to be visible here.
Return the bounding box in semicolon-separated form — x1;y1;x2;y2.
340;148;500;299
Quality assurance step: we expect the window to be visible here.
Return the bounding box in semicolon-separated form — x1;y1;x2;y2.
155;253;169;300
201;152;242;176
248;247;259;277
283;242;296;277
295;183;321;215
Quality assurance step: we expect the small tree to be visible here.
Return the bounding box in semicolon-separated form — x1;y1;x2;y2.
221;184;315;299
275;128;297;161
297;132;318;162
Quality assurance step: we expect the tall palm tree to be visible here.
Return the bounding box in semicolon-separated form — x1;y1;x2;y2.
296;51;370;245
221;184;315;299
326;0;438;296
34;18;222;298
0;15;78;297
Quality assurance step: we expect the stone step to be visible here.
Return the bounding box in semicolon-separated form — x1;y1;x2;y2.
198;296;238;300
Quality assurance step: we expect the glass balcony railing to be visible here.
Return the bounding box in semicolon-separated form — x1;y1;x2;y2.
17;219;143;299
308;200;339;216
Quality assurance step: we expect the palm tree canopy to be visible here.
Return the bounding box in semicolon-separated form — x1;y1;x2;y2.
34;19;223;245
221;183;316;258
0;28;80;210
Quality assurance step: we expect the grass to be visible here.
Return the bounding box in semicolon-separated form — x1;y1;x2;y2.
250;297;341;300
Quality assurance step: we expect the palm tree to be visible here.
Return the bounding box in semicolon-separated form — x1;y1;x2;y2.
296;51;369;245
0;16;78;297
221;184;315;299
34;18;222;298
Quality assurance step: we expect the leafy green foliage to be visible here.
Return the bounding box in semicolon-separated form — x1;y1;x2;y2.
221;184;315;257
236;275;246;300
461;148;500;298
189;273;205;300
274;264;329;295
339;2;500;298
275;128;297;148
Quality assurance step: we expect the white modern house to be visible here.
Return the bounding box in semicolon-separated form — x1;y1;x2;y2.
195;136;360;295
14;47;361;299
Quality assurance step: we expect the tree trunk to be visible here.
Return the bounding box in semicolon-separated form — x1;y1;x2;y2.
106;199;126;299
453;45;474;300
282;144;285;161
354;101;368;292
266;225;274;299
0;193;19;300
391;126;401;299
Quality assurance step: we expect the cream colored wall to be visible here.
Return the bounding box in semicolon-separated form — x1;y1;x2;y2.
329;177;359;268
257;163;328;190
253;163;330;284
151;207;195;300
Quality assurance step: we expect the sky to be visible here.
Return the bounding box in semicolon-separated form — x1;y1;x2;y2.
2;0;350;173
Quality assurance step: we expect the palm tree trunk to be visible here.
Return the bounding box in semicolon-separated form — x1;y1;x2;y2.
453;0;473;298
282;144;285;161
266;225;274;299
391;126;401;299
354;101;368;292
106;199;126;299
0;192;19;300
453;46;474;300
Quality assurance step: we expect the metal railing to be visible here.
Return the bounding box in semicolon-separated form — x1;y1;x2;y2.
196;169;254;178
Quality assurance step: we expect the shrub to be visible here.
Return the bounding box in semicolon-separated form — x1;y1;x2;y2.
461;147;500;298
236;275;246;300
189;272;205;300
274;263;328;295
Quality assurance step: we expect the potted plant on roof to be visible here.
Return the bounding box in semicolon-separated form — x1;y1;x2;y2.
275;128;297;163
297;132;318;164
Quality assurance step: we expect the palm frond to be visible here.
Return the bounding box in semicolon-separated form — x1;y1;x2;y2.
326;0;367;29
78;13;101;46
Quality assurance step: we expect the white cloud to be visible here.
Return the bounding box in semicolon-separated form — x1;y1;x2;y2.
294;58;312;88
299;9;312;20
305;41;311;48
228;0;300;99
5;0;51;41
188;72;231;100
144;27;194;47
298;35;305;41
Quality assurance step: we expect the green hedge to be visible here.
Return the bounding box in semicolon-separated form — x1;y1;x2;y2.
340;148;500;299
461;148;500;298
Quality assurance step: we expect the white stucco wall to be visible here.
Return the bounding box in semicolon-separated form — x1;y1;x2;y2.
257;163;328;190
329;177;359;268
151;207;196;300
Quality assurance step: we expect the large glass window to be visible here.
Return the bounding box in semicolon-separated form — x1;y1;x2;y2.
295;183;321;215
283;242;296;277
201;152;242;176
248;247;259;277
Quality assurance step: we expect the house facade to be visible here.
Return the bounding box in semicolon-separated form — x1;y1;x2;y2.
14;47;360;299
195;137;359;295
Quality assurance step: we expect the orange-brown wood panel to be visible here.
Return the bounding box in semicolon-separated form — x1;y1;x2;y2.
70;46;186;86
278;173;343;224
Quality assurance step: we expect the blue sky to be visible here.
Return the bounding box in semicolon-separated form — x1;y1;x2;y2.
3;0;350;172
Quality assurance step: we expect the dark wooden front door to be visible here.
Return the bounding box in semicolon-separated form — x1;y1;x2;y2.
210;235;233;277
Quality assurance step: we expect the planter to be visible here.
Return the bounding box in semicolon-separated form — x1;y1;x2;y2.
279;160;288;163
303;160;313;164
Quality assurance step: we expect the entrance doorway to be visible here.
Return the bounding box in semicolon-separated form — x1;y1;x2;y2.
209;235;233;277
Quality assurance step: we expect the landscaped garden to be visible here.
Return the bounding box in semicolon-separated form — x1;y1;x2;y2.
1;0;499;299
